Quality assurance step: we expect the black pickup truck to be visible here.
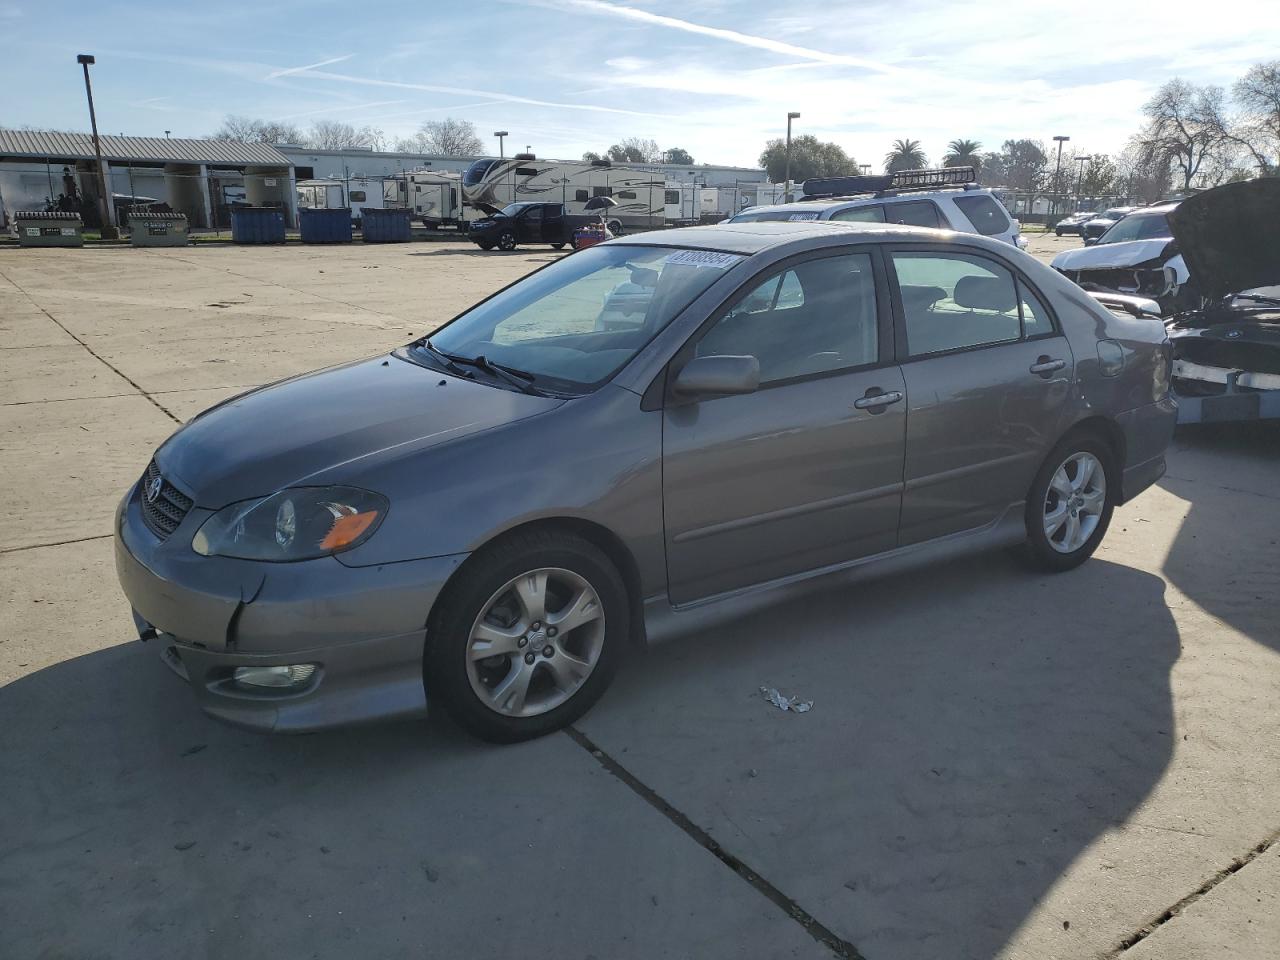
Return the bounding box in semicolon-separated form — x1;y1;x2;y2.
468;202;590;251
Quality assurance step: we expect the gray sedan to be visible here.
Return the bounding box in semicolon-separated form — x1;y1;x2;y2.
115;222;1176;742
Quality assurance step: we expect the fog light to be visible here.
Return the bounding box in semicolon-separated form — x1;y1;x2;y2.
232;664;317;689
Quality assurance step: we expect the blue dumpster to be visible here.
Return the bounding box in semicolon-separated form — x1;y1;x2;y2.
299;207;353;244
230;207;286;244
361;207;412;243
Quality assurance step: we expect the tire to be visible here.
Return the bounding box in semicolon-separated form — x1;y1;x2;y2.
497;230;517;251
1055;228;1064;237
606;219;622;236
476;240;494;251
1023;434;1116;572
425;529;629;743
550;242;566;250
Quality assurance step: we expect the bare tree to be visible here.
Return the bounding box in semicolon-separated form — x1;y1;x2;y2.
607;137;661;163
213;115;304;145
396;118;483;156
306;120;385;151
1137;79;1235;189
1115;145;1173;204
1232;60;1280;174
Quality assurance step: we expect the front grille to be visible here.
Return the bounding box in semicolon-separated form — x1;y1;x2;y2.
140;459;194;540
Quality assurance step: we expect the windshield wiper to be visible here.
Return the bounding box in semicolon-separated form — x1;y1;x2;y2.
414;340;472;378
423;347;543;396
1232;293;1280;307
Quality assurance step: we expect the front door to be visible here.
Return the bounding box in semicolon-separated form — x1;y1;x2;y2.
516;206;542;243
885;247;1075;544
541;206;565;244
662;249;907;605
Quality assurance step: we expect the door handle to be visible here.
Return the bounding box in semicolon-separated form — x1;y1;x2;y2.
853;390;903;410
1030;357;1066;375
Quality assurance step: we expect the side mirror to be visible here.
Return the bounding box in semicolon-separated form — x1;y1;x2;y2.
1083;237;1098;246
671;355;760;399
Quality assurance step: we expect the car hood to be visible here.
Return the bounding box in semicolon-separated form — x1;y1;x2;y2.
156;353;563;507
1167;178;1280;300
1052;238;1174;271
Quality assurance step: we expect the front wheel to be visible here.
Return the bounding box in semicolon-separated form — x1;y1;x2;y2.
497;230;517;251
550;242;566;250
1055;228;1064;237
425;530;629;743
1023;435;1115;572
475;240;494;251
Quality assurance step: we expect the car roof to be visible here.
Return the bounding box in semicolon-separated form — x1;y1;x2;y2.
610;220;1012;256
743;188;992;218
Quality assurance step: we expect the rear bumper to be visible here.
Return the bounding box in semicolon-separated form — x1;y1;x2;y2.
114;483;468;732
1115;396;1177;504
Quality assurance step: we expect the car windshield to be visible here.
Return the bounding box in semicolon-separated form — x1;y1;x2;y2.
418;245;742;392
497;203;535;217
1098;212;1171;244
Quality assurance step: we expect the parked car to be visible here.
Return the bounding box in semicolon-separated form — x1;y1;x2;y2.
468;202;584;251
115;221;1176;742
727;167;1027;249
1051;203;1187;313
1162;179;1280;423
1081;206;1139;244
1054;210;1097;237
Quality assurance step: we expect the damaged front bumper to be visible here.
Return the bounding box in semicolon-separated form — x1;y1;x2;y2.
1170;359;1280;423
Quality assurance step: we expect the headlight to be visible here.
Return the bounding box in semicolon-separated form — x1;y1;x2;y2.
191;486;387;561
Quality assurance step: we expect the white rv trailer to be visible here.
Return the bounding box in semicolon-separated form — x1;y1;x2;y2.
461;156;665;231
382;171;476;228
295;177;388;222
663;182;718;225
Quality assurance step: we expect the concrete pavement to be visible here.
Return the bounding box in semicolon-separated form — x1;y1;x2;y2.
1;240;1276;959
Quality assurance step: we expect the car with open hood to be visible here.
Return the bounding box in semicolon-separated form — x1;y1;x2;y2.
1050;202;1187;313
115;220;1176;742
1161;179;1280;424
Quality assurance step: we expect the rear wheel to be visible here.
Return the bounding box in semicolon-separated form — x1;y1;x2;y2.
476;240;494;251
551;242;566;250
1023;435;1115;572
497;230;517;251
425;530;629;743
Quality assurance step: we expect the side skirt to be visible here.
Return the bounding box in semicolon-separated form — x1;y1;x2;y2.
642;503;1027;644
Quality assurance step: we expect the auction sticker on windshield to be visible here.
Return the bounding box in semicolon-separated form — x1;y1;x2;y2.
664;250;745;269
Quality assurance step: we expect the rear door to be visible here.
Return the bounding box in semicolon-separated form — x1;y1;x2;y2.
885;246;1074;544
661;248;907;604
541;205;565;243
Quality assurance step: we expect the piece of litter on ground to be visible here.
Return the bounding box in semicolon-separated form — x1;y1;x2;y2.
759;686;813;713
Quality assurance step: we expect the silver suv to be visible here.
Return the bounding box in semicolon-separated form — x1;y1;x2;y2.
730;167;1025;249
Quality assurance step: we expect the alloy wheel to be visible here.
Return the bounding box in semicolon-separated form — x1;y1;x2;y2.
465;567;605;717
1042;452;1107;553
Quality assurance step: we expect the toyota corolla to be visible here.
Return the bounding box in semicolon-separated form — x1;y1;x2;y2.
115;222;1176;742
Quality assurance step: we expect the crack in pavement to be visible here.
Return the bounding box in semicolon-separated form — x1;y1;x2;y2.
565;726;866;960
0;265;182;426
0;534;114;556
1109;828;1280;954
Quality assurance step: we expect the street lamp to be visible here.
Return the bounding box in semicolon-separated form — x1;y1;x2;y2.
1051;135;1070;217
859;164;871;175
493;130;508;160
76;54;116;238
783;111;800;203
1073;155;1092;213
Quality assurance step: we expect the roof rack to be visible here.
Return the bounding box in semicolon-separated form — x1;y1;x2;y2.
801;166;977;200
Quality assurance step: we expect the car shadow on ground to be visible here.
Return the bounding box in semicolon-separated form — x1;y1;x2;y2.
1162;421;1280;655
2;558;1180;960
406;248;563;258
581;551;1181;959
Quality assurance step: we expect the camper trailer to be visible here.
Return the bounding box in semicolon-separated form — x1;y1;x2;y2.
382;171;473;229
295;177;388;222
461;156;665;232
663;183;718;225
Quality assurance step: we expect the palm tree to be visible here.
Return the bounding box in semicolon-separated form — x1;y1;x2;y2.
884;138;927;173
943;138;983;171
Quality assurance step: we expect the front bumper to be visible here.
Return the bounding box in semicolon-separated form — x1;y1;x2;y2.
114;482;468;732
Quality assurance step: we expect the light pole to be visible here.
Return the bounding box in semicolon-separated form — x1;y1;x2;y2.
1051;134;1070;217
493;130;508;160
783;111;800;202
859;164;871;175
1073;155;1092;213
77;54;116;238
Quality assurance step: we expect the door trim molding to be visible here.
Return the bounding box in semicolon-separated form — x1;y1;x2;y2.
671;481;905;544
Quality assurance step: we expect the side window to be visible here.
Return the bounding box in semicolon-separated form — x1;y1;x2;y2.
617;191;637;200
1017;280;1053;337
886;200;942;228
830;205;885;223
349;190;367;203
951;194;1011;236
593;186;612;198
524;206;543;222
696;253;879;384
515;166;538;177
665;189;680;203
891;252;1021;356
575;189;589;202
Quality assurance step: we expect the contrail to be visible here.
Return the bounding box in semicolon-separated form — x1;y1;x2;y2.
517;0;898;73
266;54;355;80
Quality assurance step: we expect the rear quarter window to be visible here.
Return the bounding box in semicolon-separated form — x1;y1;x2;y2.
886;200;943;229
952;194;1012;236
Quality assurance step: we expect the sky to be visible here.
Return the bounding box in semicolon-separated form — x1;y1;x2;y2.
1;0;1277;170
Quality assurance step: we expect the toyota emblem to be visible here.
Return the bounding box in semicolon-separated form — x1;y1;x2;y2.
145;476;164;504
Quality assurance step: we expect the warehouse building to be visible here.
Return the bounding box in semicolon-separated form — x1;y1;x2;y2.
0;131;297;230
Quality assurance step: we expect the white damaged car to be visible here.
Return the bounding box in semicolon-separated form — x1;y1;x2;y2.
1051;202;1189;313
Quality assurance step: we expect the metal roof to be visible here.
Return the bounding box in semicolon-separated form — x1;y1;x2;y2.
0;130;291;166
